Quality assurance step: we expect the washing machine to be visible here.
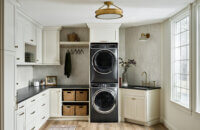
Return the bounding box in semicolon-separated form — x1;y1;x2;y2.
90;83;118;122
90;43;118;83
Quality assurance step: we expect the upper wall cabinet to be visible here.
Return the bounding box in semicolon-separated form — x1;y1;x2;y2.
15;9;43;65
23;19;36;45
87;23;121;43
4;0;15;51
43;27;60;65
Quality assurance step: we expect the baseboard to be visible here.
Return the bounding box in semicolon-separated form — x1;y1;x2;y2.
160;118;178;130
124;118;160;126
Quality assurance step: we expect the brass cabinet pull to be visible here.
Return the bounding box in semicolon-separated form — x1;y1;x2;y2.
31;99;35;102
41;104;46;106
14;45;18;48
30;111;35;115
42;116;45;119
132;98;136;100
19;106;24;109
19;112;24;116
31;126;35;130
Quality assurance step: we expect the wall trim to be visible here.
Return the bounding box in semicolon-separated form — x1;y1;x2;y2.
160;118;178;130
0;0;4;130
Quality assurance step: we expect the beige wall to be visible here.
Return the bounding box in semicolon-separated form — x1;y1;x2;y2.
33;48;89;85
125;23;162;86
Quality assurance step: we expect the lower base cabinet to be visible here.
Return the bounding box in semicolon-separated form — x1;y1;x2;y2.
50;89;61;117
121;88;160;126
16;110;26;130
16;90;49;130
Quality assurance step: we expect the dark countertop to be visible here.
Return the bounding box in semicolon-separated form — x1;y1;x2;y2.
17;85;89;104
120;85;161;90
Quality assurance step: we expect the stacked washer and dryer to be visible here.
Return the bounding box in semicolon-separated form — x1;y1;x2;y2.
90;43;118;122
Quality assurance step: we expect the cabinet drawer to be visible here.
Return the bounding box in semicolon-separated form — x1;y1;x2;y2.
17;101;26;110
26;120;36;130
26;95;39;107
121;89;146;96
26;106;37;123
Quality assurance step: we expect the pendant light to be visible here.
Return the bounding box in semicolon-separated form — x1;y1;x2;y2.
95;1;123;19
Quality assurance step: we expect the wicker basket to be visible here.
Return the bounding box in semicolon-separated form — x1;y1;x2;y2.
75;105;87;116
63;90;75;101
63;105;75;116
75;91;88;101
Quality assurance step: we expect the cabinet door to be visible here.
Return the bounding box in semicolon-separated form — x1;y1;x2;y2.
135;96;146;122
16;111;25;130
24;20;36;45
123;95;146;122
50;89;61;117
4;0;15;51
90;28;117;42
4;51;16;130
36;27;42;63
15;13;25;64
43;30;60;64
123;95;136;119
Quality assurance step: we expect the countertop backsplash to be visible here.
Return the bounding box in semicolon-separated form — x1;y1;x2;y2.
33;48;89;85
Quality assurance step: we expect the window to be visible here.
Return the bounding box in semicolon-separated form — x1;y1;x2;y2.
171;12;190;108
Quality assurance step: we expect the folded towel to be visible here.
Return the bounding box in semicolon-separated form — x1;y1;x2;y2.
64;52;71;78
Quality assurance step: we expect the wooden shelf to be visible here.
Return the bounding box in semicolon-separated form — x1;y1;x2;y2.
62;101;89;103
60;41;89;47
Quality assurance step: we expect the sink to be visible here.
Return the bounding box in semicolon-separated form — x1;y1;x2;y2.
121;85;161;90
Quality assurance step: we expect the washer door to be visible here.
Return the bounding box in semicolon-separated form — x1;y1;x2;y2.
92;89;116;114
92;50;116;74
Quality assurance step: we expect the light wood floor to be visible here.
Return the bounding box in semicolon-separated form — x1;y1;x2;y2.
40;120;168;130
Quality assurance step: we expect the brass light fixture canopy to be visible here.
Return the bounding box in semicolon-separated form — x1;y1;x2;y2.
139;33;151;41
95;1;123;19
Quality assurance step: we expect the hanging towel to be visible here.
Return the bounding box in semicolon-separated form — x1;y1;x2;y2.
64;52;71;78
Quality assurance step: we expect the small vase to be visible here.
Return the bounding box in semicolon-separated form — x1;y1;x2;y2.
122;69;128;87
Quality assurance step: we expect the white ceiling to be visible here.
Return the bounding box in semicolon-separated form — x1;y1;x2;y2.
18;0;194;27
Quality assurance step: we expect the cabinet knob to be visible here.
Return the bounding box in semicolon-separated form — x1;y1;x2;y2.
14;45;18;48
30;39;34;42
16;58;20;60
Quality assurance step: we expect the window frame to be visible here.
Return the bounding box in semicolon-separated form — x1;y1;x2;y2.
170;10;192;110
196;3;200;113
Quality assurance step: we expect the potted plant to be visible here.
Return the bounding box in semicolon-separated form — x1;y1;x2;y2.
119;58;136;87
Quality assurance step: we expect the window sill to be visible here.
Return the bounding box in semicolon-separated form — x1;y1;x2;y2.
170;100;192;115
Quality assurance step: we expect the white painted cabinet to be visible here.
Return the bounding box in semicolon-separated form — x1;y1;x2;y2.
43;27;60;65
24;19;36;45
15;11;25;64
4;0;15;51
36;26;43;63
16;111;25;130
4;51;16;130
50;89;61;117
121;89;160;126
87;23;121;42
16;102;26;130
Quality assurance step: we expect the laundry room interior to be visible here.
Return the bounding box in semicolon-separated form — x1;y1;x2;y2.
2;0;200;130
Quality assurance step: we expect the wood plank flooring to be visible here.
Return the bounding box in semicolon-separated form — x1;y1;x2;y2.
40;120;168;130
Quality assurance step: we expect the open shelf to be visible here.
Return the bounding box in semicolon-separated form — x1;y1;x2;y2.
62;101;89;103
60;41;89;47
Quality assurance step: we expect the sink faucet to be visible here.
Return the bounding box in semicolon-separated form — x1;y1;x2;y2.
141;71;149;86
